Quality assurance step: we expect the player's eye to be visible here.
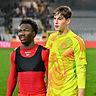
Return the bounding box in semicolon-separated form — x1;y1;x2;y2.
18;29;30;32
54;17;56;20
58;16;64;20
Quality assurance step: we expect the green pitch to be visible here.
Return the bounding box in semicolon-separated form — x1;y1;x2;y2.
0;48;96;96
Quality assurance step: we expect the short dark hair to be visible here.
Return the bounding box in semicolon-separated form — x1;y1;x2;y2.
53;6;72;19
19;19;38;36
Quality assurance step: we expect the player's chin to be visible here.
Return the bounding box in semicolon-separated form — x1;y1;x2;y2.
55;28;60;31
54;27;60;31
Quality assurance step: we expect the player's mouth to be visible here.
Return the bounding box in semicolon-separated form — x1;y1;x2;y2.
55;25;59;28
19;36;26;42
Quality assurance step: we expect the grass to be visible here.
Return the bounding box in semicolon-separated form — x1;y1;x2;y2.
0;48;18;96
85;48;96;96
0;48;96;96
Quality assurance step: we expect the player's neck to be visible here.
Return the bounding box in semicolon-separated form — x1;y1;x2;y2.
22;41;35;49
59;27;69;35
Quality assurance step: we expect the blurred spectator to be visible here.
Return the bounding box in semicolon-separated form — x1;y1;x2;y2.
32;0;51;32
26;4;35;18
11;35;16;42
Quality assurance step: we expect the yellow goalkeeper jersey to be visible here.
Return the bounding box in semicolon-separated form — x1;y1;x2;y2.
46;30;87;96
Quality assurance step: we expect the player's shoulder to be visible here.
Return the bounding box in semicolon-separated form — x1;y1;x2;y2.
39;45;48;50
70;31;84;43
12;46;20;52
48;31;58;38
39;45;49;55
71;33;85;48
10;47;19;56
47;31;58;42
74;34;84;43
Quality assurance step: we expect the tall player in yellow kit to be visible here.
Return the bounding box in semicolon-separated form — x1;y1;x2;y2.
46;6;87;96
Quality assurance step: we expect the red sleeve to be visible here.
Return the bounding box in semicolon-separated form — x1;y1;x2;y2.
41;49;49;76
6;50;18;96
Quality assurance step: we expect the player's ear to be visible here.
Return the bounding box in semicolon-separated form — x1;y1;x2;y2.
33;31;36;37
66;18;71;25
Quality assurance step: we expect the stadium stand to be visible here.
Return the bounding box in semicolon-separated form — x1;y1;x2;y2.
0;0;96;47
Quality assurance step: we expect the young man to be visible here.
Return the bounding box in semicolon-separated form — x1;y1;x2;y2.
6;19;49;96
46;6;87;96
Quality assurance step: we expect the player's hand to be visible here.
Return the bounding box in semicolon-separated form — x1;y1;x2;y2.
78;88;85;96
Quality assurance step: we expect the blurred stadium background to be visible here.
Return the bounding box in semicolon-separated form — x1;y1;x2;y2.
0;0;96;96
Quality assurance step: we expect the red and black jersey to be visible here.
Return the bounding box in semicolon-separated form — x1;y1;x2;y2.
6;44;49;96
15;45;46;72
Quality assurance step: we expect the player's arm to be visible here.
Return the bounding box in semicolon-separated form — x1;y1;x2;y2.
6;51;18;96
74;37;87;96
41;48;49;76
41;48;49;87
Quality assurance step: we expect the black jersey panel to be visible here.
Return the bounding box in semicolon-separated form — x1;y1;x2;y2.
15;45;46;72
